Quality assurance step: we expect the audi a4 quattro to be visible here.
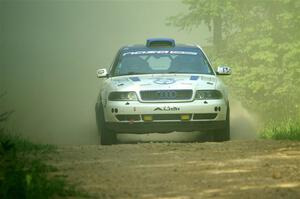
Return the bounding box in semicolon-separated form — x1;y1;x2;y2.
95;38;231;145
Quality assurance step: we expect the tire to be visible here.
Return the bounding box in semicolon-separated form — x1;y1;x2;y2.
95;103;117;145
214;106;230;142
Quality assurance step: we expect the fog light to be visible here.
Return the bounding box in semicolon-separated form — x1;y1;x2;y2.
143;115;153;121
181;114;190;121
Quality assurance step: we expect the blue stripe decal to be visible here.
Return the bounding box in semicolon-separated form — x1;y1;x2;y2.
190;76;199;81
129;77;140;82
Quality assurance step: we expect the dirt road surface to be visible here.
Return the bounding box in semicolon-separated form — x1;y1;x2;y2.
50;140;300;199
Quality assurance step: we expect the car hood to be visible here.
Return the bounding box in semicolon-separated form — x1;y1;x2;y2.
108;74;217;91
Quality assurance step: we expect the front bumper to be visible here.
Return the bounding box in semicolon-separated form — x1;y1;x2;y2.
103;99;228;133
106;121;226;134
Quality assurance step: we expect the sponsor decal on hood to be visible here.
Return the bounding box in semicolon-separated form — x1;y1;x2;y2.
110;74;216;90
190;76;199;81
153;78;176;85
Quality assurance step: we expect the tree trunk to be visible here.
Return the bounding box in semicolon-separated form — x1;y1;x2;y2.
213;16;222;52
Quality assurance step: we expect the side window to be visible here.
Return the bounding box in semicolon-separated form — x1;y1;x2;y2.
200;57;212;74
114;63;122;75
201;57;209;67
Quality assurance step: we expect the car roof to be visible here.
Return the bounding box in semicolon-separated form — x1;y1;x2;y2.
120;43;201;53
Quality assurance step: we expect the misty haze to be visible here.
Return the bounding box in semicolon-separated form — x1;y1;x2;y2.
1;1;300;199
0;0;258;144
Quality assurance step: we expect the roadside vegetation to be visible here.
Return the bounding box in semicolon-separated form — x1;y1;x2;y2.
0;94;86;199
260;119;300;141
0;136;78;199
168;0;300;140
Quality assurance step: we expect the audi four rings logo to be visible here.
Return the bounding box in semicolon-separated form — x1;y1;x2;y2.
156;90;177;99
154;78;176;85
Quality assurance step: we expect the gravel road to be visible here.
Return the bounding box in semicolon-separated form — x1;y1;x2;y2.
50;140;300;199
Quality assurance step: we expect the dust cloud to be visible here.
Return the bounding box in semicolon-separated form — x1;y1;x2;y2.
0;0;209;145
230;99;259;140
0;1;259;145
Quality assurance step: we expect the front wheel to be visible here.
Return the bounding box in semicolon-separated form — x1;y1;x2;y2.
95;103;117;145
214;106;230;142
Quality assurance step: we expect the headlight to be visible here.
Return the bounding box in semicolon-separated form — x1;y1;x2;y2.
195;90;223;100
108;91;138;101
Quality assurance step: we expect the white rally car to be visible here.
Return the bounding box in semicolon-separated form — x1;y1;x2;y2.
95;38;231;145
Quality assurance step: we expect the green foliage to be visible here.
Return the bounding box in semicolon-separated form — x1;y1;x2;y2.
0;132;55;153
168;0;300;120
0;93;86;199
0;138;80;199
260;119;300;140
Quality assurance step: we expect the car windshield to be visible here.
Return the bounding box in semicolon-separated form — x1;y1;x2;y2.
112;50;214;76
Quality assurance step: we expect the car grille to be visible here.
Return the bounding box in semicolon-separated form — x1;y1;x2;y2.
140;90;193;101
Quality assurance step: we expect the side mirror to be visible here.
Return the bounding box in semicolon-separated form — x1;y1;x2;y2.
216;66;231;75
96;68;108;78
